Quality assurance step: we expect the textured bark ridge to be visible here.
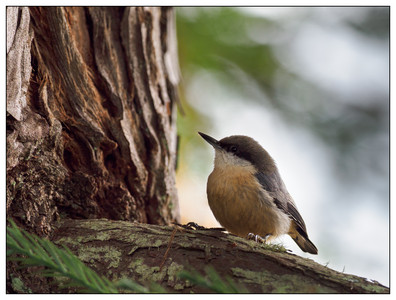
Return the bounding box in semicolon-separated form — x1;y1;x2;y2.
7;7;180;236
47;219;388;293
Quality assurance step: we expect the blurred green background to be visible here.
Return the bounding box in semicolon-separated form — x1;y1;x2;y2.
174;7;389;286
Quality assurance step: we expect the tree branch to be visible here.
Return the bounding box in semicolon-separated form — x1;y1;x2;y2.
45;219;389;293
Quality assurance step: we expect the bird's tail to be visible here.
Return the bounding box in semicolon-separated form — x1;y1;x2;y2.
289;223;318;254
292;235;318;254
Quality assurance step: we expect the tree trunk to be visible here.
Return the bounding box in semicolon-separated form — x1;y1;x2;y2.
6;6;180;236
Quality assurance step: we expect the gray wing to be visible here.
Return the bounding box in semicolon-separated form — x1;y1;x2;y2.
255;170;308;237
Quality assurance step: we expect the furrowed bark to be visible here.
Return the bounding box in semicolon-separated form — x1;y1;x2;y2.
7;7;180;237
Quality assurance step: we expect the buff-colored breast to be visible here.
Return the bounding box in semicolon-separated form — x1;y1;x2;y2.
207;164;291;239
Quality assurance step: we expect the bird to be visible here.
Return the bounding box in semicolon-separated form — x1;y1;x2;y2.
198;131;318;254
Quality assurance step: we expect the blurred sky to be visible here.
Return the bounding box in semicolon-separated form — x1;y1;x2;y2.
175;7;389;286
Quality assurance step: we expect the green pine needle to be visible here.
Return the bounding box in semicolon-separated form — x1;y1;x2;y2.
7;219;250;293
179;266;248;293
7;220;119;293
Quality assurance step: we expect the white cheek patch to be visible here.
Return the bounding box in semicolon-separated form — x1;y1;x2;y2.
214;150;252;169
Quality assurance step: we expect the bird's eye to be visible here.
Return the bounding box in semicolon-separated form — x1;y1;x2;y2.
230;146;238;153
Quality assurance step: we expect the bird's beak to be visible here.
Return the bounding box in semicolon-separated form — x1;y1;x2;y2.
198;132;222;150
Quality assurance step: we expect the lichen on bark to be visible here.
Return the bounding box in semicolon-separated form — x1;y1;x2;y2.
47;219;389;294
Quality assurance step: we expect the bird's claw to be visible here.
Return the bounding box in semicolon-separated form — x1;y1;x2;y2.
173;221;206;230
247;233;271;244
173;222;226;231
184;222;206;230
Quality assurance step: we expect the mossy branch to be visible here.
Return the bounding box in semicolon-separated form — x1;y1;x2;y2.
7;220;128;293
6;219;246;293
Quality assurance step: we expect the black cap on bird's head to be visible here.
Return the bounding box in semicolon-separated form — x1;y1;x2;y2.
198;132;276;172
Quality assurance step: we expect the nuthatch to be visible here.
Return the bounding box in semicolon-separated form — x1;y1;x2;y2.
198;132;318;255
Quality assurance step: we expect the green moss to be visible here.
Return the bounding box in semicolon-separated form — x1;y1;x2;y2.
173;283;186;290
94;231;111;241
56;235;84;245
127;258;186;289
231;267;334;293
11;276;32;293
243;238;287;253
77;245;122;269
128;258;166;282
261;242;287;253
167;261;184;283
153;239;163;247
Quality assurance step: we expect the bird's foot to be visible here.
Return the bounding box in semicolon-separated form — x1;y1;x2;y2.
247;233;271;244
173;222;225;231
183;222;206;230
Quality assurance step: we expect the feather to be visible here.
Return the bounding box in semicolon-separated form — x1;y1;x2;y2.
255;170;308;237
